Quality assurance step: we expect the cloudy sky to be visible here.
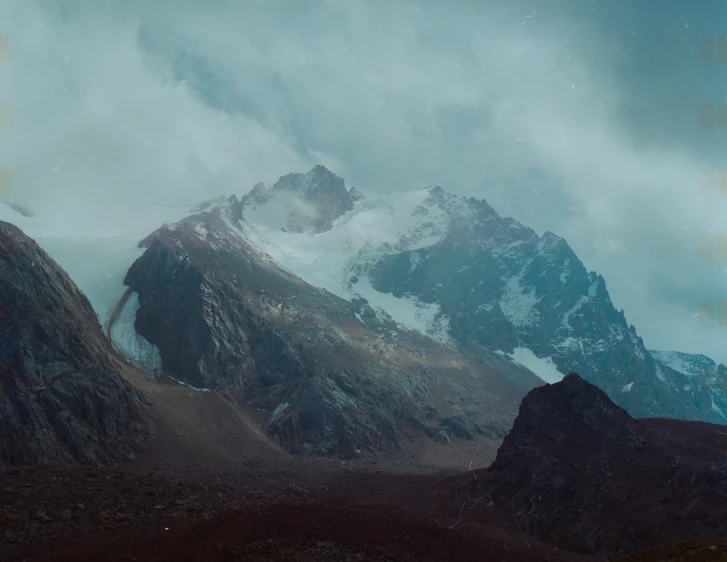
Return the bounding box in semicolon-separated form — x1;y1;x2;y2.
3;0;727;362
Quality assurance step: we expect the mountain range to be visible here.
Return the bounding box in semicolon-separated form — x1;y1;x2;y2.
2;164;725;463
116;164;724;432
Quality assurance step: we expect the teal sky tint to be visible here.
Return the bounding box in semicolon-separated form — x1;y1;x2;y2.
5;0;727;364
136;0;727;185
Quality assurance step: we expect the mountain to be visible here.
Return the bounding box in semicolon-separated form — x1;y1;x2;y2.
110;201;542;458
483;373;727;558
0;221;151;467
237;167;727;426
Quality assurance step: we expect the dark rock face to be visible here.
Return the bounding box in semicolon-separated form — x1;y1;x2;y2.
0;221;150;467
487;373;727;558
121;205;537;458
358;187;727;424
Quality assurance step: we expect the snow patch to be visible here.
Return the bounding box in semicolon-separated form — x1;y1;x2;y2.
167;375;210;392
193;223;208;238
559;259;571;285
508;347;565;384
500;266;541;328
269;401;290;423
554;336;583;354
351;275;453;346
711;396;726;420
242;189;451;298
587;279;600;298
559;295;589;333
651;350;714;379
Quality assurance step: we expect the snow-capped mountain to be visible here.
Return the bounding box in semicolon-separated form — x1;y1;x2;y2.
111;201;543;457
239;165;727;426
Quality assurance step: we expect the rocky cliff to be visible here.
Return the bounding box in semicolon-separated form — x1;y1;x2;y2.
0;221;150;467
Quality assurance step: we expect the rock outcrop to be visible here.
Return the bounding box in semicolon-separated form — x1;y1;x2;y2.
485;373;727;558
0;221;151;467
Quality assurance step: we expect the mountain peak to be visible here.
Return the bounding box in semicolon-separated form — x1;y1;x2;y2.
309;163;337;178
273;165;344;194
541;230;565;245
251;181;267;194
241;166;354;233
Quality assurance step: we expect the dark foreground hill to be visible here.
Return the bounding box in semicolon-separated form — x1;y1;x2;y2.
478;373;727;558
0;221;150;467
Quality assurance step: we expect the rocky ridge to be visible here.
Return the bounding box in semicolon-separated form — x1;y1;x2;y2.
0;221;151;467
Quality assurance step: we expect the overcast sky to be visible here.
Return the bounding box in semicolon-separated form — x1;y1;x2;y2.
3;0;727;363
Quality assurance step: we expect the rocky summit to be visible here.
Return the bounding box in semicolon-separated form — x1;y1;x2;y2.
0;221;151;467
485;373;727;558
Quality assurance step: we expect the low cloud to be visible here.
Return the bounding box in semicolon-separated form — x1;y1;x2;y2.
5;0;727;361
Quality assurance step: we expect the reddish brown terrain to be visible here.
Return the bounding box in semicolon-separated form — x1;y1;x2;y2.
2;369;727;562
1;368;589;562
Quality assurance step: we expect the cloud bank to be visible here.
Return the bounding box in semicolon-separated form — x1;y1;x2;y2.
4;0;727;362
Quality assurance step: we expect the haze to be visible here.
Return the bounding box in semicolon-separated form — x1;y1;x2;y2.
3;0;727;362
